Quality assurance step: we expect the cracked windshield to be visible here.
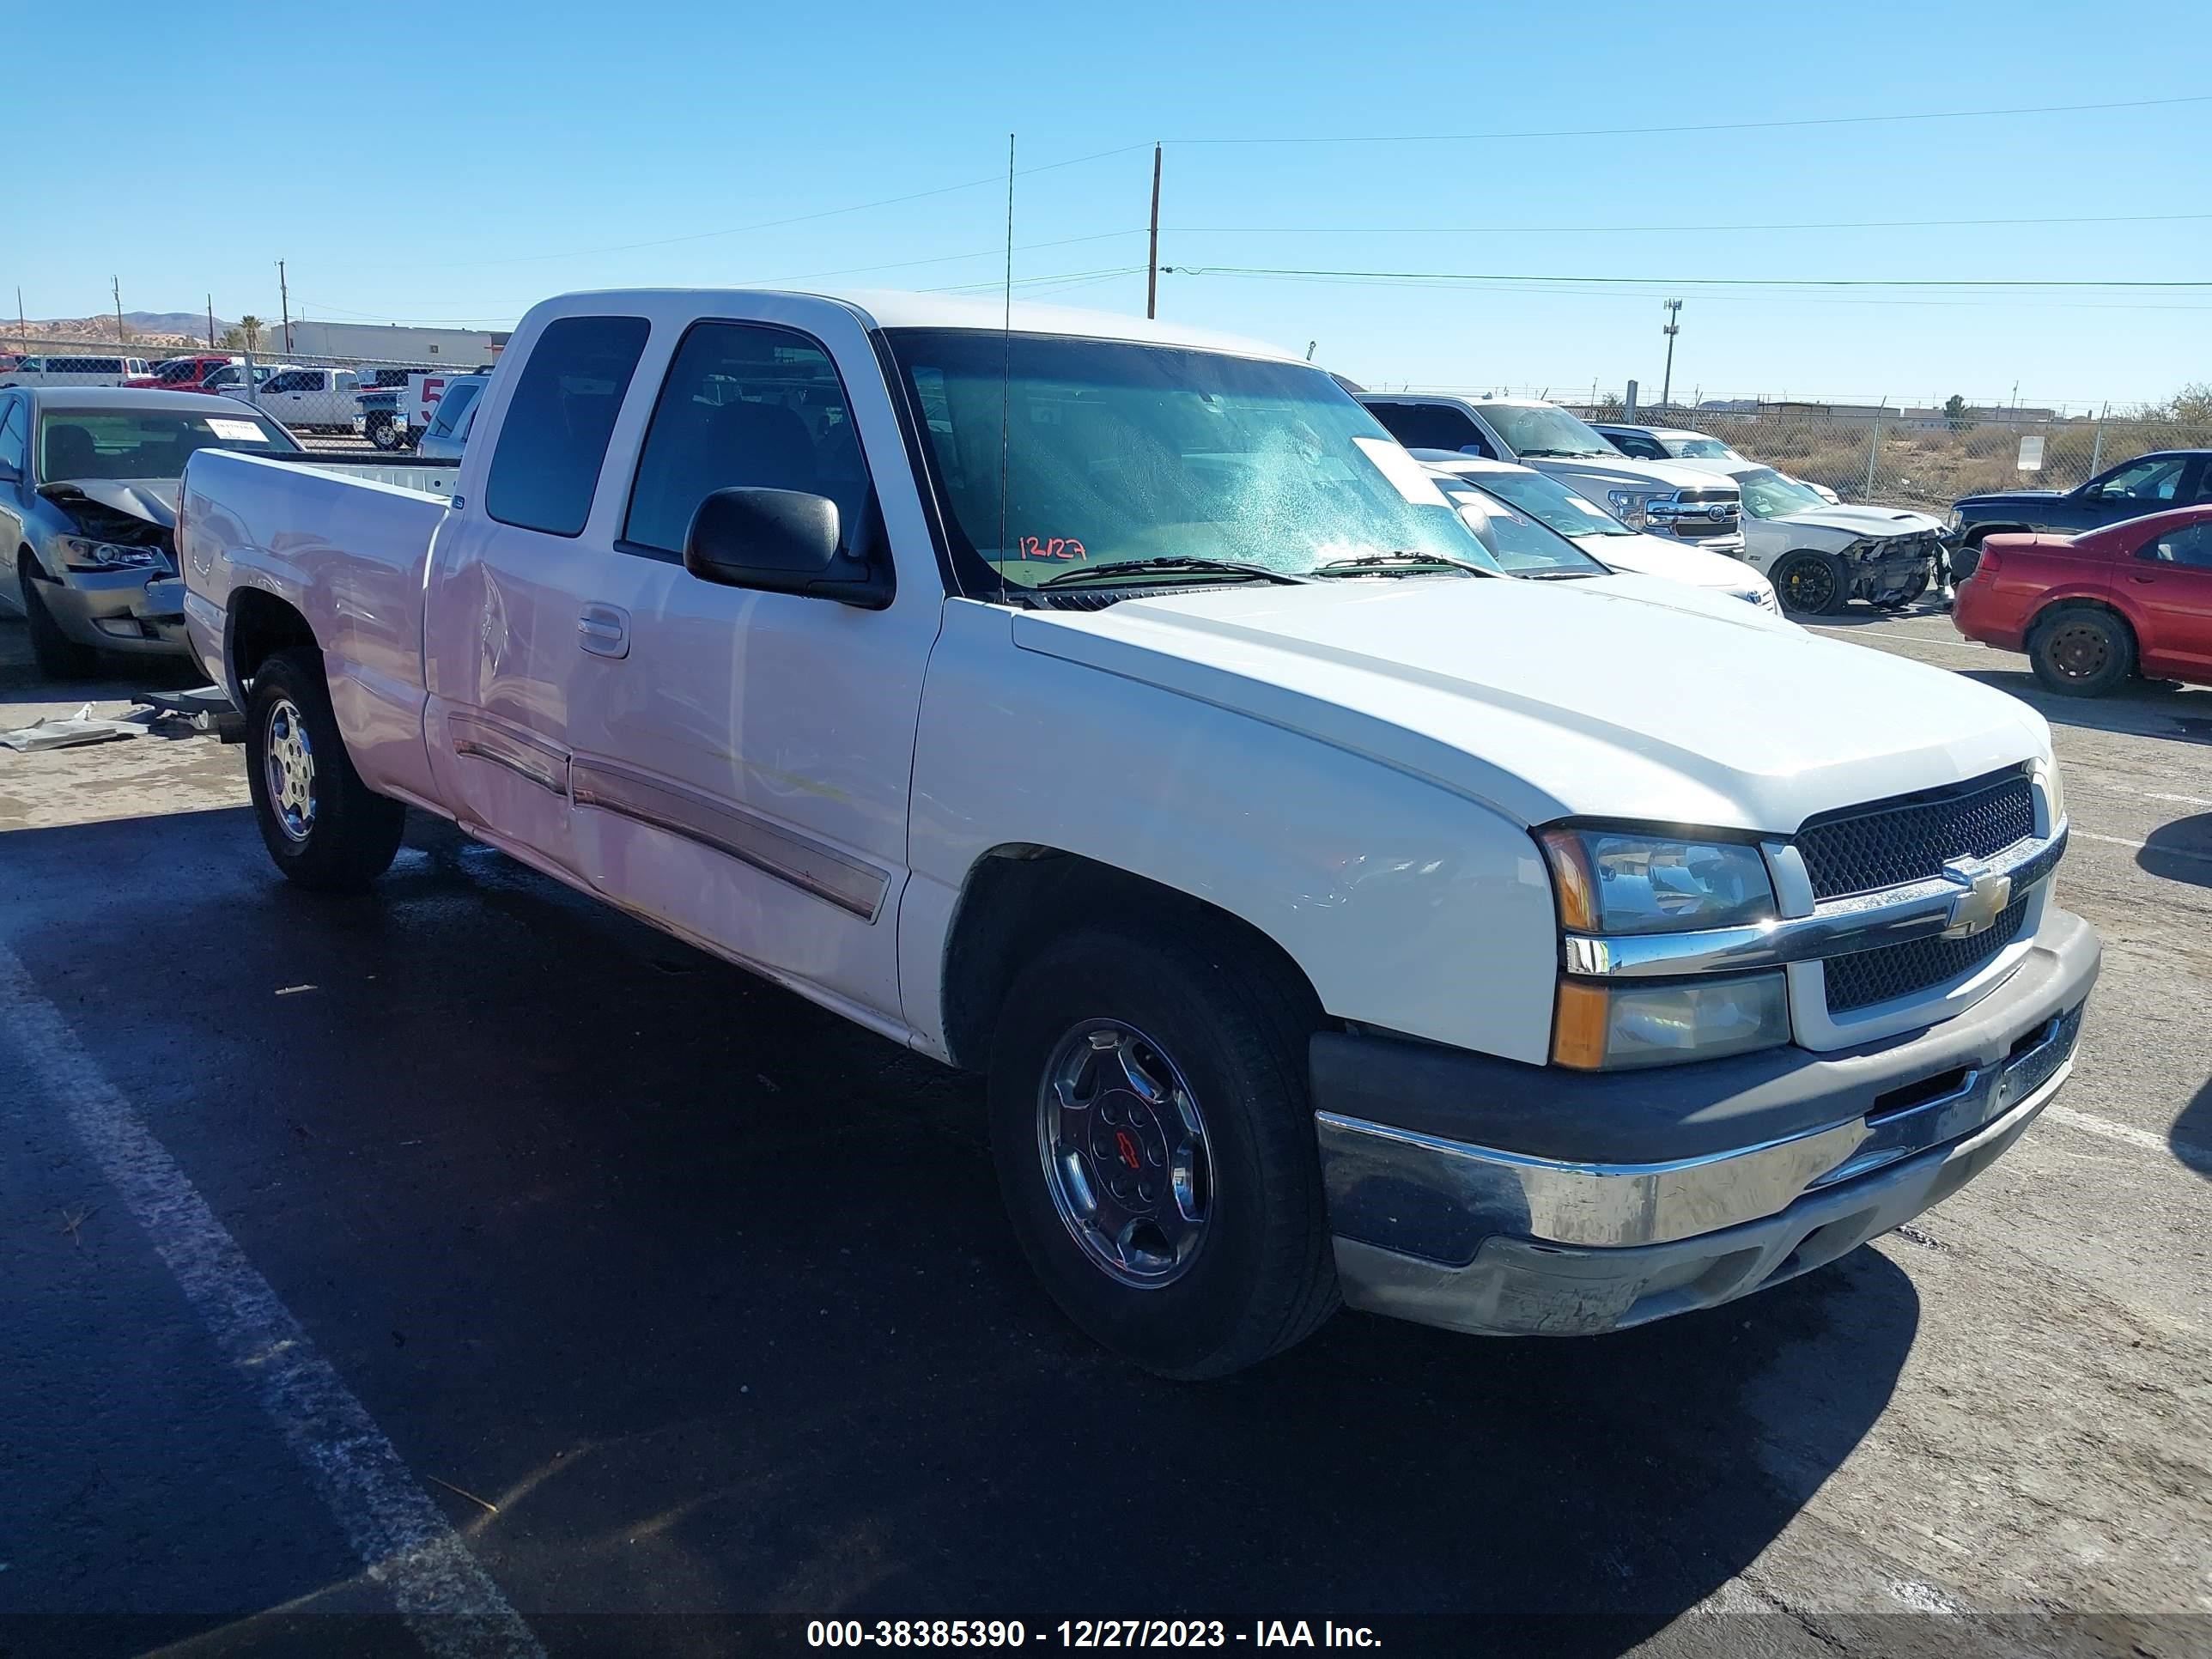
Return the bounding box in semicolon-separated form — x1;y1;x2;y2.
885;329;1501;586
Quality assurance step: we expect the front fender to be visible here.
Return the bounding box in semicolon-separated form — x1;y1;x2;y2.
902;602;1559;1065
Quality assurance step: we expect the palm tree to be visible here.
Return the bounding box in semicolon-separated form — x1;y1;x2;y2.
238;314;264;350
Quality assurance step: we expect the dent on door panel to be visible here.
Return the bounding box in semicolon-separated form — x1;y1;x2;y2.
570;757;889;921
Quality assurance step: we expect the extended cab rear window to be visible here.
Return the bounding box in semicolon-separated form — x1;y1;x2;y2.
484;315;649;536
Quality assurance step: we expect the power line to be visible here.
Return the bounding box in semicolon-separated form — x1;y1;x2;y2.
1160;91;2212;147
1162;210;2212;236
1164;264;2212;289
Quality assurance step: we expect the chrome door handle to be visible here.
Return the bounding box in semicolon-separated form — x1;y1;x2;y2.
577;602;630;659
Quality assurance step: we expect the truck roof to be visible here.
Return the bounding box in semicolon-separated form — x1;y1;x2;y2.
530;287;1304;364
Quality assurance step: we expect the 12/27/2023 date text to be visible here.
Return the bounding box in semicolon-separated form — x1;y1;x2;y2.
805;1620;1382;1648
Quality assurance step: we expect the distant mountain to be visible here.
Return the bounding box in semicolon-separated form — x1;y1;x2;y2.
12;311;237;349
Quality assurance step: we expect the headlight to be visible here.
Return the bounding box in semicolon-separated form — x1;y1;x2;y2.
1605;489;1661;529
1947;508;1963;532
60;537;164;573
1553;973;1791;1070
1539;827;1777;935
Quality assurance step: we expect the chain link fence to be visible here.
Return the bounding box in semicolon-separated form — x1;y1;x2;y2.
1;337;490;452
1550;396;2212;514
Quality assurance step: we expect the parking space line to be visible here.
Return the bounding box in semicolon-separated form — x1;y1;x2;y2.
2076;830;2212;866
0;943;544;1659
2045;1103;2212;1172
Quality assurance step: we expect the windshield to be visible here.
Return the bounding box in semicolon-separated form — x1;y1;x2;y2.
884;330;1500;588
1450;467;1634;539
428;378;483;439
1431;483;1607;575
1664;434;1739;459
37;408;296;481
1481;403;1615;459
1735;466;1833;519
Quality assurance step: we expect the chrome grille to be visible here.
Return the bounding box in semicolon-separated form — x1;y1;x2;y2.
1798;769;2035;902
1824;893;2032;1013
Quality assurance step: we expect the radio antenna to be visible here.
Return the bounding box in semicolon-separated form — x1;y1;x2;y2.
998;131;1015;605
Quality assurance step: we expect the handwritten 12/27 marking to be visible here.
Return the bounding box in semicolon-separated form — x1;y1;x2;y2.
1017;536;1088;562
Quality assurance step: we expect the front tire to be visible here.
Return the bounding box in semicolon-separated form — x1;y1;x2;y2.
988;921;1338;1378
19;556;100;679
1771;550;1849;616
2028;606;2135;698
245;648;406;890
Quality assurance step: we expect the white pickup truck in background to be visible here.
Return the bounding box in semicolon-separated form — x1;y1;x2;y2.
181;289;2096;1377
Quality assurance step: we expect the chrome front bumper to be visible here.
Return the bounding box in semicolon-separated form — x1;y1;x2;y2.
1315;910;2097;1337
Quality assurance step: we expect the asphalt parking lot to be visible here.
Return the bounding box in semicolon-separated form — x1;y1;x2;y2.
1;602;2208;1659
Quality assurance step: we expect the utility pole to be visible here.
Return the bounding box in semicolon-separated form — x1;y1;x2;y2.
1659;298;1682;409
277;260;291;353
1145;144;1162;321
112;276;127;345
15;287;25;354
207;295;216;349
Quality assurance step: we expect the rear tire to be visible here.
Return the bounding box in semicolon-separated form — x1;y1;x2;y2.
18;556;99;679
1771;550;1848;616
244;648;406;890
987;920;1338;1379
2028;606;2135;698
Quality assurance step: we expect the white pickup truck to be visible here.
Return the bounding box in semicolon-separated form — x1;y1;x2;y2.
181;289;2097;1378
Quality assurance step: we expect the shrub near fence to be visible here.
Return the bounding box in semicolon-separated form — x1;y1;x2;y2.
1730;417;2212;513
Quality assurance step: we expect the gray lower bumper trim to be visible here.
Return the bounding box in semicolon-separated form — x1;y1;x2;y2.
1334;1060;2067;1338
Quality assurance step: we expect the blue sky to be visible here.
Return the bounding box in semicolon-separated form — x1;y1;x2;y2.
16;0;2210;409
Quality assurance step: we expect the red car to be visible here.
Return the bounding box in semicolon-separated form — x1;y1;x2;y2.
1954;504;2212;696
125;354;239;392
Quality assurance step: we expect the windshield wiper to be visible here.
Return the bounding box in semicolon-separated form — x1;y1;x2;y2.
1036;556;1309;589
1522;568;1601;580
1514;447;1607;459
1313;550;1493;580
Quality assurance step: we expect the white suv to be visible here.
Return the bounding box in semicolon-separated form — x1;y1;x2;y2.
1;355;153;388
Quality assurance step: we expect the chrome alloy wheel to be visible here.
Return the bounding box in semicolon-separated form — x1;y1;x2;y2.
264;697;318;842
1036;1020;1212;1289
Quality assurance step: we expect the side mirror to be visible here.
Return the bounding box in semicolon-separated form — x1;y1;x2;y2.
0;459;19;485
683;486;892;610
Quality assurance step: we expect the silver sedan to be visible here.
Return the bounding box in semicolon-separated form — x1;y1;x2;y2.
0;386;301;677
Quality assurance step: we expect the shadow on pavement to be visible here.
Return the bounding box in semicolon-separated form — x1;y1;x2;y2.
2170;1077;2212;1183
1955;666;2212;745
0;809;1923;1651
2138;811;2212;890
0;612;207;703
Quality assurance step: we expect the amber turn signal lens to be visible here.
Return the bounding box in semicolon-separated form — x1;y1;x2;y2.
1538;828;1601;933
1552;979;1613;1071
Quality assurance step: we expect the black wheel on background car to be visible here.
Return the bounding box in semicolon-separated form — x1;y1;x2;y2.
2028;605;2135;698
244;647;407;890
987;920;1338;1379
18;555;99;679
1771;550;1848;616
368;417;401;451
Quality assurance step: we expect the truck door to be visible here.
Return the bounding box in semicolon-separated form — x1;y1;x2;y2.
421;313;655;883
553;310;941;1028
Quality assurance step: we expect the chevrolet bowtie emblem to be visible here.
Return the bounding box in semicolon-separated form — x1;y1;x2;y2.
1940;858;2013;939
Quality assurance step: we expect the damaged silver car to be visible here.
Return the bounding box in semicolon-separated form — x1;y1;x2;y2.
0;387;301;678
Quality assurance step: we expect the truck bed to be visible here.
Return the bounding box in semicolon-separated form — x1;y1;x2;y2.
182;448;458;802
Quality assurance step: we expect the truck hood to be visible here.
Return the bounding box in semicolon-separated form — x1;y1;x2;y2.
1528;453;1734;494
1956;489;2068;508
1012;577;2045;830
